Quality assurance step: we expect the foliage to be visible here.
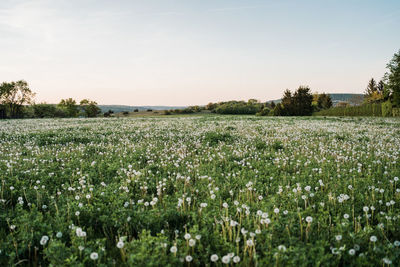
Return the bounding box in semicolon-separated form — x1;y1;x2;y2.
275;86;314;116
314;103;383;116
58;98;79;117
384;49;400;107
382;101;392;117
0;116;400;266
80;99;101;118
0;80;35;118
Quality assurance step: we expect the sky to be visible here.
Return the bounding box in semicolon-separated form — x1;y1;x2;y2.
1;0;400;106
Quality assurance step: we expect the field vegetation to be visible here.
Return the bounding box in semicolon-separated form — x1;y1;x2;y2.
1;116;399;266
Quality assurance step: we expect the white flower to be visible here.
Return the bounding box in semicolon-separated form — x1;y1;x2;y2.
170;246;177;253
210;254;219;262
306;216;313;223
348;249;355;255
185;255;193;262
335;235;342;241
184;233;191;240
278;245;287;251
370;235;377;242
56;232;62;238
274;208;279;214
222;255;230;264
343;214;349;219
233;256;240;263
246;239;254;246
117;241;124;248
222;202;228;208
363;206;369;212
188;239;196;247
90;252;98;260
40;235;49;245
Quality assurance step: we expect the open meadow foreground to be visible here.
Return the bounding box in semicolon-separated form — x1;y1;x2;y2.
1;116;400;266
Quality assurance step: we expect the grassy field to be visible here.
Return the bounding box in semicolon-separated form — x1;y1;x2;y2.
1;116;399;266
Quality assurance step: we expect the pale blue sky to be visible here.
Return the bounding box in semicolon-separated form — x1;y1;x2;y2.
1;0;400;105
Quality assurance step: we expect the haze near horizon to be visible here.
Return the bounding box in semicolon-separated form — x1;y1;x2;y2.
1;0;400;106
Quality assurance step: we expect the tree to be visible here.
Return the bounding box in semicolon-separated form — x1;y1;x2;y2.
58;98;79;117
80;99;101;118
270;101;276;109
0;80;35;118
384;49;400;107
317;93;333;110
292;86;313;115
281;89;293;116
364;78;383;103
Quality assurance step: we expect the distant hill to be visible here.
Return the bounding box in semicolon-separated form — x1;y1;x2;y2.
266;93;364;106
98;105;187;113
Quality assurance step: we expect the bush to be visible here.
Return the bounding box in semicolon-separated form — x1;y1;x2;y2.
314;103;383;116
382;101;392;117
215;101;262;115
256;108;270;116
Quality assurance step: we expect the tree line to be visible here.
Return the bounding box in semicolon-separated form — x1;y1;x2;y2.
0;82;100;119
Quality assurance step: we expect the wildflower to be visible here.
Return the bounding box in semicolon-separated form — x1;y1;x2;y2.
184;233;191;240
233;256;240;263
40;235;49;245
56;232;62;238
348;249;355;255
188;239;196;247
246;239;254;246
170;246;177;253
117;241;124;248
90;252;98;260
370;236;377;242
335;235;342;241
278;245;287;251
185;255;193;262
222;255;230;264
306;216;313;223
210;254;219;262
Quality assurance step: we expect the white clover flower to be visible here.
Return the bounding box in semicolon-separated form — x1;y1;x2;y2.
222;202;228;208
370;235;377;242
343;214;349;219
306;216;313;223
274;208;280;214
170;246;177;253
335;235;342;241
184;233;191;240
348;249;355;255
233;256;240;263
185;255;193;262
90;252;98;260
210;254;219;262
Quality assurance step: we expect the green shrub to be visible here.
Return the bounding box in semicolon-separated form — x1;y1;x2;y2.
382;101;392;117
